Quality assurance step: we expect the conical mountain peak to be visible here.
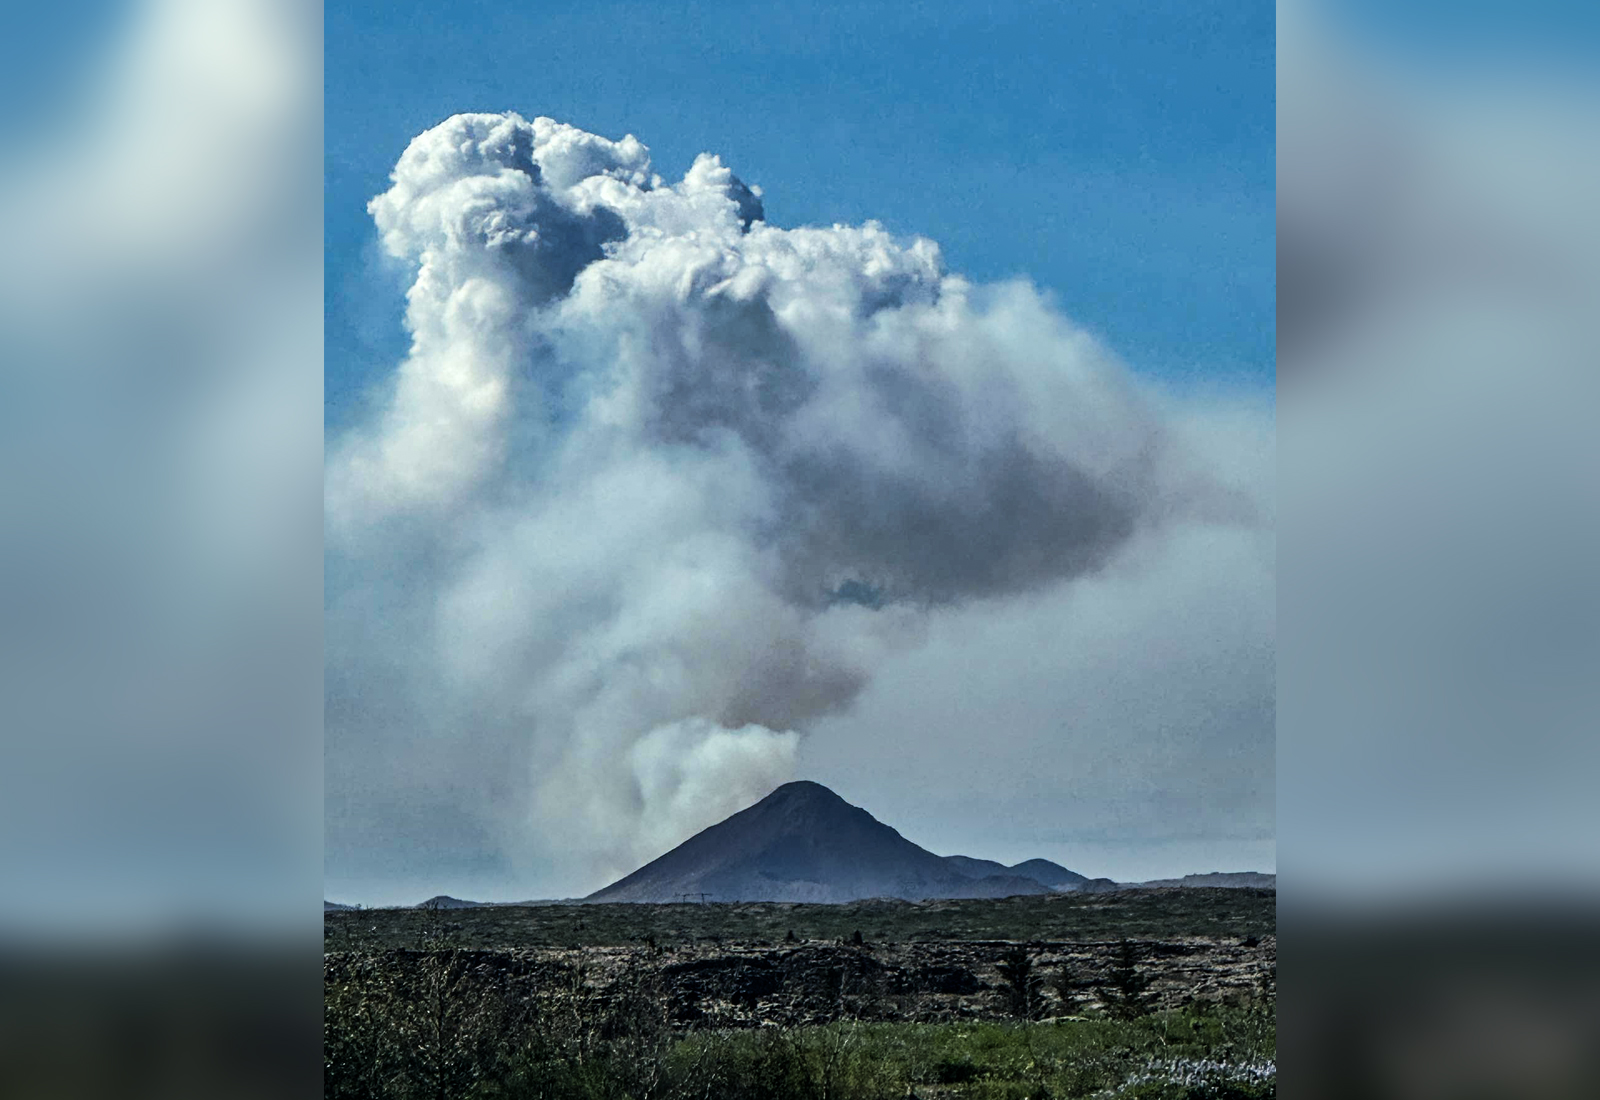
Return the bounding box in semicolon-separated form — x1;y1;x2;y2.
585;781;1079;904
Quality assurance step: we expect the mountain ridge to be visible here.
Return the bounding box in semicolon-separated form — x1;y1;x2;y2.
587;781;1034;904
589;781;1094;904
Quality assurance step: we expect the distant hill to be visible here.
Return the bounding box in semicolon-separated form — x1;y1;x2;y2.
415;894;488;909
1079;877;1124;893
1006;858;1091;889
1139;872;1276;890
940;854;1089;891
585;781;1081;904
324;900;356;911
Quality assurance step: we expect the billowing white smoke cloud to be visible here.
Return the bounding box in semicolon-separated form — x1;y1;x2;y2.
326;112;1254;893
627;718;800;870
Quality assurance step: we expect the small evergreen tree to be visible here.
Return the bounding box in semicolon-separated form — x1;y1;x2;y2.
1099;938;1156;1019
997;945;1045;1019
1052;957;1088;1015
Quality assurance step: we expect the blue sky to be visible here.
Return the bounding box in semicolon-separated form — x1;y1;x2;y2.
326;0;1275;433
323;2;1277;898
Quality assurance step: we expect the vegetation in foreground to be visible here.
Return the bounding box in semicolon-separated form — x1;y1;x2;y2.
326;892;1275;1098
327;983;1274;1099
671;1009;1276;1099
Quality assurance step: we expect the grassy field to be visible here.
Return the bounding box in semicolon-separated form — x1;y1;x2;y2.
665;1008;1276;1099
325;888;1277;952
326;975;1274;1099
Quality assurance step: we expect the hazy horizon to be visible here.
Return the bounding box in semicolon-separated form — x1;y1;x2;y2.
326;776;1276;910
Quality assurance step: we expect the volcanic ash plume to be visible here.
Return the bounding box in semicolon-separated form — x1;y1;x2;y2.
326;112;1251;889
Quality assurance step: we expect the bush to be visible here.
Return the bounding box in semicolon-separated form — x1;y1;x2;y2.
932;1055;982;1084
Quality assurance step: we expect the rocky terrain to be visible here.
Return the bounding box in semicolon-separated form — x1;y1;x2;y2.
326;887;1276;949
325;932;1273;1030
326;886;1275;1031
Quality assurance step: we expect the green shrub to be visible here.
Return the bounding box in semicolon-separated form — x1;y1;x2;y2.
325;953;1274;1099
